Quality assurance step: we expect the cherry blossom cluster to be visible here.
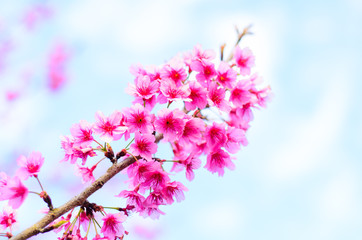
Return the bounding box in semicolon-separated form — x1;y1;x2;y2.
0;38;271;240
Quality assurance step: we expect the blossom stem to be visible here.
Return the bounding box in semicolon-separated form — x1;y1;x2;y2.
29;191;40;195
93;139;104;148
34;176;44;192
124;137;135;150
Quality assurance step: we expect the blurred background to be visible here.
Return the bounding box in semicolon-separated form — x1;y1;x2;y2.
0;0;361;239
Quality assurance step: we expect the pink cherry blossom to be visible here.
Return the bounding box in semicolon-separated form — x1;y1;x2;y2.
0;206;16;231
192;44;215;62
234;46;255;76
127;160;161;188
116;189;146;212
171;153;202;181
228;106;254;130
70;120;94;146
216;61;237;89
16;151;44;180
123;103;154;134
130;133;158;161
47;44;69;91
93;111;128;142
101;213;127;240
76;164;97;183
158;79;191;103
179;117;205;145
145;191;166;206
205;122;227;150
126;75;160;100
207;82;231;112
205;148;235;176
0;176;28;209
230;80;254;107
160;61;187;86
140;205;165;220
184;81;208;111
162;181;188;204
225;127;247;154
141;169;170;191
190;60;216;86
154;109;186;142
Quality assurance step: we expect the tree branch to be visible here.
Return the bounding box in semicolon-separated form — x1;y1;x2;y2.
9;156;136;240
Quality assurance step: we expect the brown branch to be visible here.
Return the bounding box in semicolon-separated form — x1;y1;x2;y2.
9;156;136;240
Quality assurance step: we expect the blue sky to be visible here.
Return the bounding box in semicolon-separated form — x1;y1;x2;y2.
1;0;362;239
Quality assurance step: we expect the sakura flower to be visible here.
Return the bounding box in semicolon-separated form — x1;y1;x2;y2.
192;44;215;62
93;111;127;142
16;151;44;180
141;169;170;191
123;103;154;134
205;148;235;176
184;81;208;111
101;213;127;240
190;60;216;86
234;46;255;76
228;106;253;131
154;109;186;142
116;189;146;212
230;79;254;107
162;181;188;204
0;172;10;188
145;191;166;206
70;120;94;146
76;164;97;183
179;117;205;145
47;44;69;91
225;127;247;154
130;133;158;161
216;61;237;89
140;205;165;220
160;61;187;86
207;82;231;112
0;206;16;231
126;75;160;100
205;122;227;150
158;79;191;103
127;160;161;188
0;176;28;209
171;153;202;181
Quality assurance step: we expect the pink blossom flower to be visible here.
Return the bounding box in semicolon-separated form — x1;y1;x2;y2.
93;111;128;142
47;44;69;91
126;75;160;100
101;213;127;240
171;154;202;181
179;117;205;145
132;95;157;111
123;103;154;134
16;151;44;180
0;206;16;231
230;80;254;107
127;160;161;188
116;189;146;212
140;205;165;220
154;109;186;142
192;44;215;62
225;127;247;154
162;181;188;204
160;61;187;86
141;170;170;191
145;191;166;206
61;137;96;165
190;60;216;86
130;133;158;161
205;148;235;176
76;164;97;183
205;122;227;150
234;46;255;76
228;106;253;131
0;172;10;188
207;82;231;112
216;61;237;89
184;81;208;111
158;79;191;103
0;176;28;209
70;120;94;146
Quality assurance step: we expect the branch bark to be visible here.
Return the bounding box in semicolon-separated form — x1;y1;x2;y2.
10;156;136;240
